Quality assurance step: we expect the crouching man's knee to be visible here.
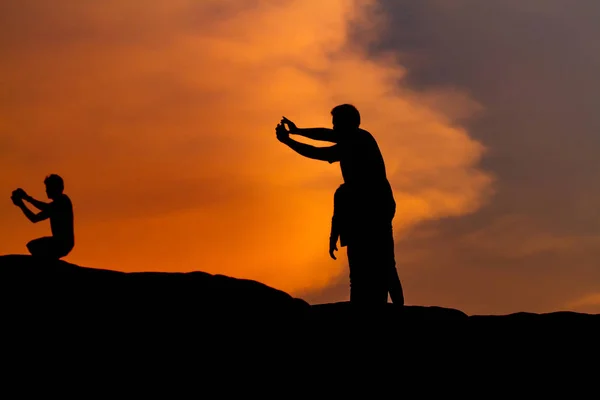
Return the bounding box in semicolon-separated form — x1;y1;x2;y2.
26;239;39;255
26;237;54;258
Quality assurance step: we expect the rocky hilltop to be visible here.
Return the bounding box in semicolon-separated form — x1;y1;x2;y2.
2;252;598;386
1;254;596;327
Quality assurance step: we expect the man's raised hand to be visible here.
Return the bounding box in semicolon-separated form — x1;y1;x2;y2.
281;117;298;134
276;123;290;143
13;188;27;199
11;191;23;207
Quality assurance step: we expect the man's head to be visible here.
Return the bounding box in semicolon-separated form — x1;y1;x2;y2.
44;174;64;199
331;104;361;131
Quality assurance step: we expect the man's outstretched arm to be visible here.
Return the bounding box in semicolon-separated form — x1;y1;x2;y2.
282;117;341;143
24;195;50;211
279;136;340;163
294;128;341;143
17;202;49;223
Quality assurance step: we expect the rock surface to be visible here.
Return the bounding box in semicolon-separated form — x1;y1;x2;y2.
2;252;598;388
1;254;598;332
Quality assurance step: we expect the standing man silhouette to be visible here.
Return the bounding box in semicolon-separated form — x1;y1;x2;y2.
276;104;404;305
11;174;75;260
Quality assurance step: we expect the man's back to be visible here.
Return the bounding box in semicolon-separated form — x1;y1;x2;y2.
49;194;74;245
329;128;388;186
326;128;395;222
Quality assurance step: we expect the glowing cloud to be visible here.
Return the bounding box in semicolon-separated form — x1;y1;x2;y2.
0;0;492;295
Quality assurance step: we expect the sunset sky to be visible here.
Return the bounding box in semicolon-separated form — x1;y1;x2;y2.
2;0;599;315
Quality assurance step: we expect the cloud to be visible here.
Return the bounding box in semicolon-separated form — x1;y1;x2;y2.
300;0;600;314
567;293;600;314
0;0;491;295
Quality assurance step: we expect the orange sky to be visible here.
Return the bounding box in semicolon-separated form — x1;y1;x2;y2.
0;1;492;298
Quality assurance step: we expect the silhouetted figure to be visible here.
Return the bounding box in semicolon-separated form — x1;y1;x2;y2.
329;183;404;305
276;104;404;306
11;174;75;259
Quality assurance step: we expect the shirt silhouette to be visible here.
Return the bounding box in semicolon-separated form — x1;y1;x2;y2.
12;174;75;259
323;129;388;184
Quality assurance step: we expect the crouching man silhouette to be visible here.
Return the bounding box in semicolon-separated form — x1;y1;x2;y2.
11;174;75;260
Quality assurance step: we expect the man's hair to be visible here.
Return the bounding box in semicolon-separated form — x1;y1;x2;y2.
44;174;64;192
331;104;361;128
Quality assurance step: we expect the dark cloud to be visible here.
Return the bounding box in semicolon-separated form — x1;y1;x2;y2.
303;0;600;314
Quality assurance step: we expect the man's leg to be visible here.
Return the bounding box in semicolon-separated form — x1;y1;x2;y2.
347;244;365;303
27;237;52;257
26;237;66;259
388;266;404;306
381;226;404;306
347;241;388;305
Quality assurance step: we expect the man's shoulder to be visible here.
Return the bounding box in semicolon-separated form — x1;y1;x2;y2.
344;128;375;143
57;194;73;206
357;128;376;140
339;128;372;143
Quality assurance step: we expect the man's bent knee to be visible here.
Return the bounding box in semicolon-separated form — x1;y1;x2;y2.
26;237;68;259
26;238;44;255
